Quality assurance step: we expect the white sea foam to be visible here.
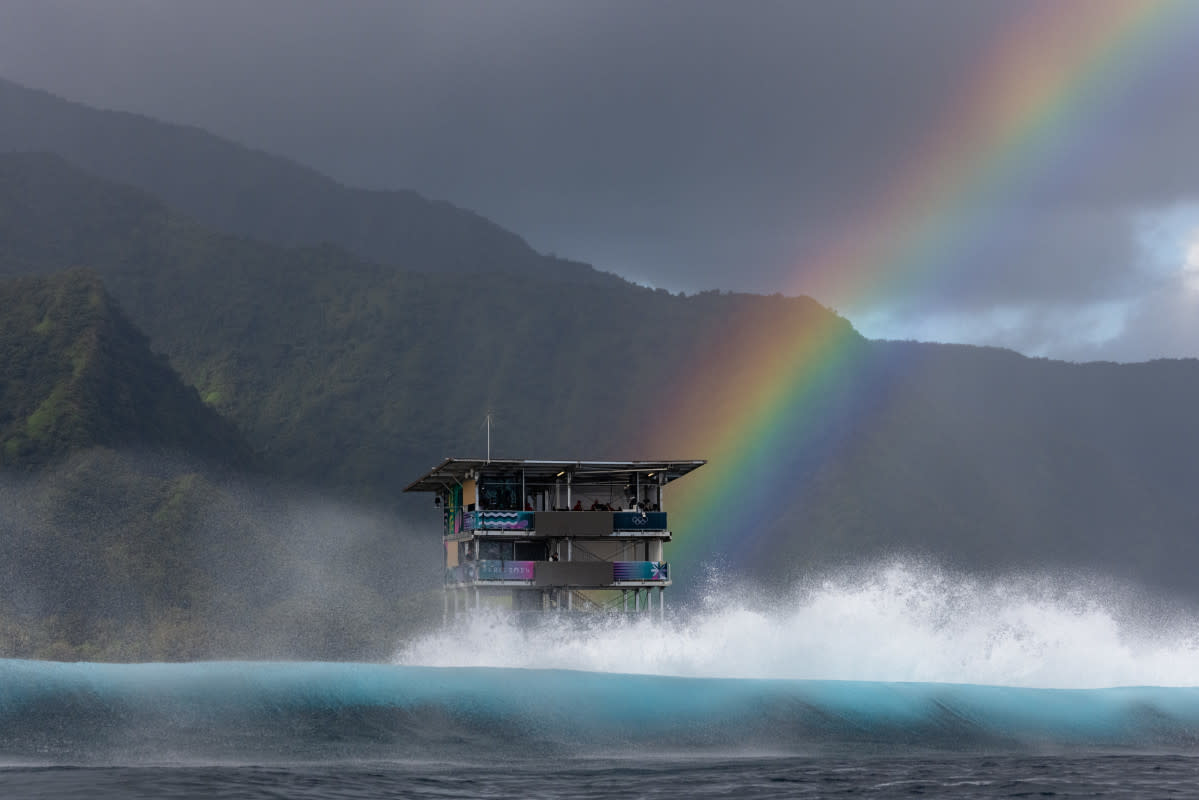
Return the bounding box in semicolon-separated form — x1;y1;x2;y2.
394;561;1199;688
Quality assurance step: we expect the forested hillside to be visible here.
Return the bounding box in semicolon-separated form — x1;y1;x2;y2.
0;269;251;469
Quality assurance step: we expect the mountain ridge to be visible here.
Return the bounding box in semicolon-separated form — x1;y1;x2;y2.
0;76;625;288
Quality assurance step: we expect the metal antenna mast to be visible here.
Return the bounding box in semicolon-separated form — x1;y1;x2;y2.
485;410;493;462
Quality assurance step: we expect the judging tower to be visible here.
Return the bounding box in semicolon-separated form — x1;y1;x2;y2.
405;458;705;617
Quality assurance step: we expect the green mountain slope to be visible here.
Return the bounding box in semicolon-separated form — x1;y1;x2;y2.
0;153;845;495
0;269;252;469
0;77;622;287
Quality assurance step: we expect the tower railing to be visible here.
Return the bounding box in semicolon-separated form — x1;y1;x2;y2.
448;510;669;538
445;559;669;586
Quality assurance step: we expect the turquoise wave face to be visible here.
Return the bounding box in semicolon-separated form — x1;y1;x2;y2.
3;660;1199;762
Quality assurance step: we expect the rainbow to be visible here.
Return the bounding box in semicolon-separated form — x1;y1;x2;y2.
659;0;1199;569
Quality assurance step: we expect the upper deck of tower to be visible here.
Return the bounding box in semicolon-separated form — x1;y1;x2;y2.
404;457;706;541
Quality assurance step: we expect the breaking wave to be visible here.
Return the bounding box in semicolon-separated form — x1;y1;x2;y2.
7;563;1199;763
3;659;1199;763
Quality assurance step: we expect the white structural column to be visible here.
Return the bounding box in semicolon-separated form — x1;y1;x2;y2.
659;586;665;619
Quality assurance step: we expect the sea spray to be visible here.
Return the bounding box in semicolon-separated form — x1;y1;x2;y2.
397;561;1199;688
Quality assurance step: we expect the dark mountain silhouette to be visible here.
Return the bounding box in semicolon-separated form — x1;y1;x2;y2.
0;76;621;287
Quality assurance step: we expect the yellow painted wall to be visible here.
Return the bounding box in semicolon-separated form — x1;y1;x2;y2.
462;479;477;507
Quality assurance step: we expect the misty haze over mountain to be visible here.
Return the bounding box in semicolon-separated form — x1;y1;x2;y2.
3;0;1199;361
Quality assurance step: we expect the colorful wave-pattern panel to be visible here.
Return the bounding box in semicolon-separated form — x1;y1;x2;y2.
462;511;534;531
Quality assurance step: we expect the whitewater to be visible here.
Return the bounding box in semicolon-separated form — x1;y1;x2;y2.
396;562;1199;688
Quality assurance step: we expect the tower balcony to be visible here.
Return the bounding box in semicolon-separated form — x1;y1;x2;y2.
445;559;669;588
448;510;670;540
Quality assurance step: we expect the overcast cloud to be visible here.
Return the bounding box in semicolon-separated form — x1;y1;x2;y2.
2;0;1198;361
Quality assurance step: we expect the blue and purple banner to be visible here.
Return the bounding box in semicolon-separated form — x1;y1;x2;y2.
612;561;669;582
612;512;668;531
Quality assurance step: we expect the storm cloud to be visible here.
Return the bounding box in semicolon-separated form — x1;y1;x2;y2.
2;0;1198;360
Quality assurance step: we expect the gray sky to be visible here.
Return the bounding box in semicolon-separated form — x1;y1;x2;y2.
2;0;1199;361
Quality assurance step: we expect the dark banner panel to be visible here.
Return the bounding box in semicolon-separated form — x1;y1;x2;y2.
534;561;613;587
612;512;668;531
535;511;613;537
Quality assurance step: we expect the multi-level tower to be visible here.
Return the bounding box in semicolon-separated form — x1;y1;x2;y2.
404;458;705;617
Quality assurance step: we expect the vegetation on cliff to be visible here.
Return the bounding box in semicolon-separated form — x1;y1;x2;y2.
0;269;251;469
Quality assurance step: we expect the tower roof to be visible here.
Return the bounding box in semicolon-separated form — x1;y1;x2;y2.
403;457;705;493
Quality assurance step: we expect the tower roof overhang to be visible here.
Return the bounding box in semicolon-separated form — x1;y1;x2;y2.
403;458;706;494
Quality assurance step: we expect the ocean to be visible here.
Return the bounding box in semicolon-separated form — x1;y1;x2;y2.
4;755;1199;798
5;564;1199;797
